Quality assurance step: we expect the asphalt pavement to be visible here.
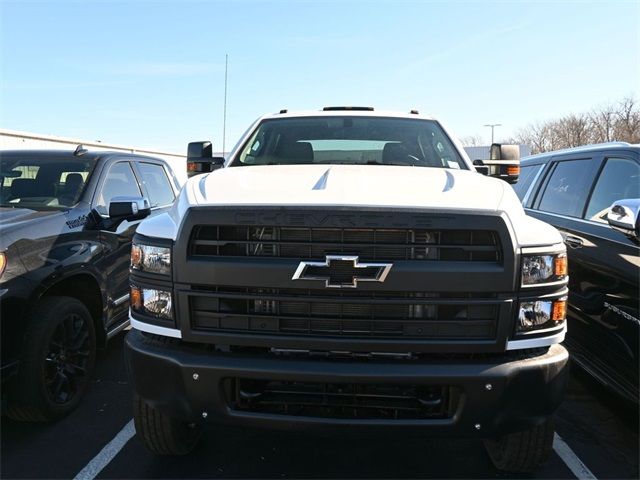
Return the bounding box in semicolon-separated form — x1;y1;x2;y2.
1;330;638;479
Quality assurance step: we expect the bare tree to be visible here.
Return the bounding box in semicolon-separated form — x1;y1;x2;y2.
459;135;484;146
514;96;639;153
612;97;640;143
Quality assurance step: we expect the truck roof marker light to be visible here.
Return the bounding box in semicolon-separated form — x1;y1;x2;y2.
322;106;374;111
410;109;419;114
279;109;288;114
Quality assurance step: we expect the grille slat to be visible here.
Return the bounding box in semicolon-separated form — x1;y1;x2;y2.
189;288;500;340
190;226;501;262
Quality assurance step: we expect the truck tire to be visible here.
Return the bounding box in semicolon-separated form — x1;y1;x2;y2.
133;394;201;455
6;296;96;422
484;418;555;473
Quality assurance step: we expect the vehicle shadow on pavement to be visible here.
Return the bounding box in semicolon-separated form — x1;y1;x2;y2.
98;425;572;479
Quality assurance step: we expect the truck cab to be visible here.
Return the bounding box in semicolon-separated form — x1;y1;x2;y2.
125;108;569;473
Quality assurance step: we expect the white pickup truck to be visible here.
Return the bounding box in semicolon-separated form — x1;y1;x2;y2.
125;107;569;473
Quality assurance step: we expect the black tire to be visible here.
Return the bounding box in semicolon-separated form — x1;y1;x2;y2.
6;296;96;422
484;417;555;473
133;394;201;455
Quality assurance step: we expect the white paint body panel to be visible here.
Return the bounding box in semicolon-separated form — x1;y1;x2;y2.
135;109;566;351
138;163;562;249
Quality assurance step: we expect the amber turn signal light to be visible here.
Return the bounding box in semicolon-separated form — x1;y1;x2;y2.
554;254;568;277
130;286;142;310
552;299;567;322
507;165;520;176
131;244;142;268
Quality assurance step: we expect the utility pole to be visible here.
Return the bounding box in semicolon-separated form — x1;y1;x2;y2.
222;54;228;156
484;123;501;144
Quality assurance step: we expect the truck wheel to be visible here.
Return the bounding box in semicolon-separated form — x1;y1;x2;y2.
133;394;201;455
484;418;555;473
6;296;96;422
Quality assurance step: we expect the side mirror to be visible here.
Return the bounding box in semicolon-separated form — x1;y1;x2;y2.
187;141;224;177
481;143;520;184
473;159;489;176
109;196;151;222
607;199;640;240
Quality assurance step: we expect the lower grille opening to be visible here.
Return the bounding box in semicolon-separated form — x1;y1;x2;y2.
226;379;459;420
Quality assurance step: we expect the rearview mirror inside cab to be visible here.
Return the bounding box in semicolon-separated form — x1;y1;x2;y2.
607;199;640;242
476;144;520;184
187;141;224;177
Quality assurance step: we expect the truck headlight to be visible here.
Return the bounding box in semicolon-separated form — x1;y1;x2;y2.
131;286;173;320
521;253;567;286
517;298;566;333
131;243;171;275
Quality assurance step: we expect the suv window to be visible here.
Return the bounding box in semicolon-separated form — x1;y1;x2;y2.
136;162;175;208
585;157;640;223
537;158;593;217
95;162;142;215
512;164;543;202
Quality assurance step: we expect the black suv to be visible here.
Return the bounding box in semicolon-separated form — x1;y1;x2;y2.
514;142;639;403
0;148;180;420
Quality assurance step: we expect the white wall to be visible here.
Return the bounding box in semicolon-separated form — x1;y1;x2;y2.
0;128;188;186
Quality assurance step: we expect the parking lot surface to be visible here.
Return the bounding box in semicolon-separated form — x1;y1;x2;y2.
2;331;638;479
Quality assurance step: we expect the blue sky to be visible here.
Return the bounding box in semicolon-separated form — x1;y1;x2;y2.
1;0;638;154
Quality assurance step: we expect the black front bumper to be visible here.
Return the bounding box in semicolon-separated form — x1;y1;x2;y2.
125;330;569;437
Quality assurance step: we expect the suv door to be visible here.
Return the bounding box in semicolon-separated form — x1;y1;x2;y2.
527;151;640;401
93;161;146;332
573;153;639;400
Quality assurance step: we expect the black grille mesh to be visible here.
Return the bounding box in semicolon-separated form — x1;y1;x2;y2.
189;288;499;340
226;379;458;420
189;226;501;262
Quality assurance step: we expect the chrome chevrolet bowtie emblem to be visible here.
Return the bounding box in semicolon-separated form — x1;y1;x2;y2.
292;255;393;288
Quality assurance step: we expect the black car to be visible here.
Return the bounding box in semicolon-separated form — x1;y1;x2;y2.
513;142;639;403
0;147;181;420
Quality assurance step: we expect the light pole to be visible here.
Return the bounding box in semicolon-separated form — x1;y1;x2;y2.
484;123;502;144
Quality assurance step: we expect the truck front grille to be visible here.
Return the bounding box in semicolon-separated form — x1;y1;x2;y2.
226;378;458;420
189;226;502;263
189;288;500;340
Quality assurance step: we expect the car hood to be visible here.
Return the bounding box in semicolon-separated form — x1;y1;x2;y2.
189;165;508;212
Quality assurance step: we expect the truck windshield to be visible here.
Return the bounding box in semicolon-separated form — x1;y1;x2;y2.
232;116;468;169
0;156;97;210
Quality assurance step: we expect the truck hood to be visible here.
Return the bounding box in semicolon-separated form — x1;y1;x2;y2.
0;206;90;247
190;165;507;212
141;165;563;247
0;207;63;230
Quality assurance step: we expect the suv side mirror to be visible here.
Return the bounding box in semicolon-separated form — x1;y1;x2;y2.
109;196;151;222
187;141;225;177
480;144;520;184
607;199;640;240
